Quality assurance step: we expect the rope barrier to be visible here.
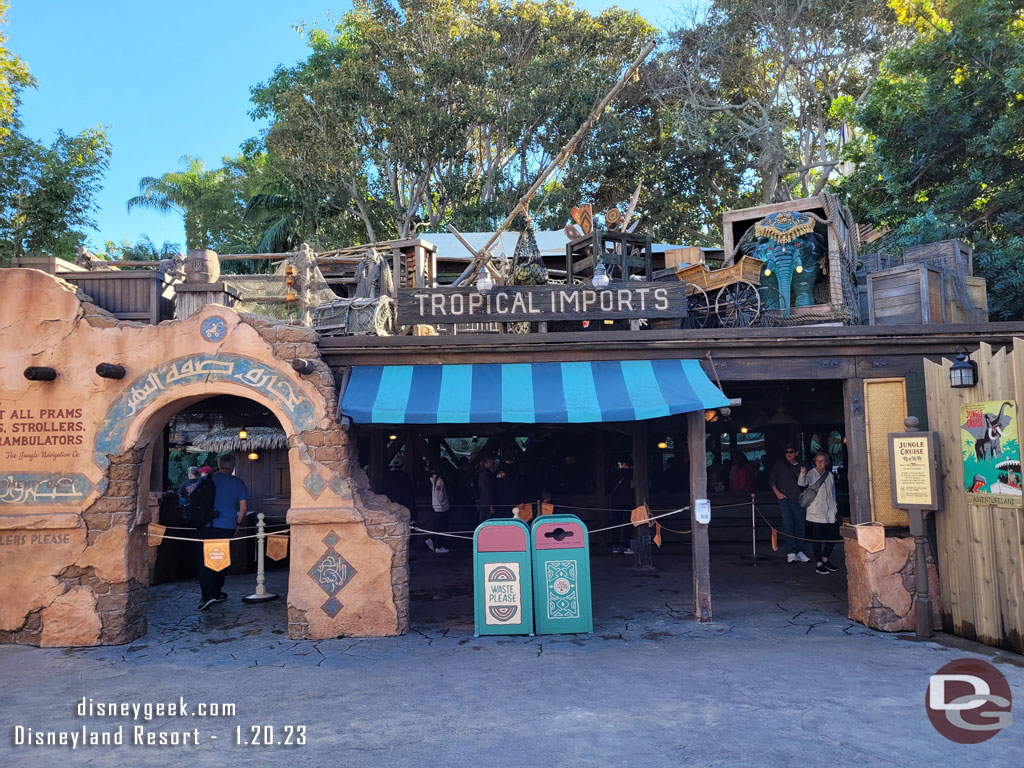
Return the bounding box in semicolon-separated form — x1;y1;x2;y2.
588;506;689;533
754;505;845;544
146;528;291;543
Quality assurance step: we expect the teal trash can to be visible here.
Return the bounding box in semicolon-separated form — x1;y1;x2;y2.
531;514;593;634
473;519;534;637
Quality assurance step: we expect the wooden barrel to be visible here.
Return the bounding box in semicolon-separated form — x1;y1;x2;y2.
185;249;220;284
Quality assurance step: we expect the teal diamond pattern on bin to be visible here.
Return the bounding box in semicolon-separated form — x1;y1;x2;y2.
545;560;580;620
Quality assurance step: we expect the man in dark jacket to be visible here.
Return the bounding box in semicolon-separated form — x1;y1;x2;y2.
769;446;810;563
189;465;223;611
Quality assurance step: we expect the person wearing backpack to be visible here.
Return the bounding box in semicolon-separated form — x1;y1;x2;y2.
799;452;840;575
194;455;250;611
189;466;223;610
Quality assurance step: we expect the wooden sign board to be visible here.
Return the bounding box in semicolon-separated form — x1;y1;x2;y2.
397;283;686;325
888;431;941;511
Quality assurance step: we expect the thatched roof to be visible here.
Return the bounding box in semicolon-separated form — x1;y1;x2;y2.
191;426;288;452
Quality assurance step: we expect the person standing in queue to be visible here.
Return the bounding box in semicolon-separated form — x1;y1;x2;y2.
769;445;810;563
476;454;497;523
189;466;218;610
197;455;249;610
799;451;840;574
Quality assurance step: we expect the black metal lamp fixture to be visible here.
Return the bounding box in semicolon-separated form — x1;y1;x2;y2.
949;345;978;388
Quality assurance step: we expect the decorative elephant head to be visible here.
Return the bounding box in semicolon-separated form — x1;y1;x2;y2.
740;211;826;316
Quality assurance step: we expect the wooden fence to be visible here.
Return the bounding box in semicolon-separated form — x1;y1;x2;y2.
924;341;1024;653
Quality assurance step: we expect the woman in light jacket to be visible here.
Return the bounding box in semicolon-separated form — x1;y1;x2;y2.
799;452;840;575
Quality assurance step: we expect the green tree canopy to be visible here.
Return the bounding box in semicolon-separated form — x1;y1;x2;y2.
841;0;1024;319
249;0;656;244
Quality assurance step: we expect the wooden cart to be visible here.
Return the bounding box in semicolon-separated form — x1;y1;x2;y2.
663;255;768;327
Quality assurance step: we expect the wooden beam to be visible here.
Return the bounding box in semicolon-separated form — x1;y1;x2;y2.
843;378;871;524
631;421;653;568
688;409;712;623
451;39;657;286
369;430;385;493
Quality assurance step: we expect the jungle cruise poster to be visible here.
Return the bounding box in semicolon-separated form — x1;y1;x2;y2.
961;400;1022;507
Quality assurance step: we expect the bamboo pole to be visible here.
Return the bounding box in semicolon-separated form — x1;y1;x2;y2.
450;39;657;287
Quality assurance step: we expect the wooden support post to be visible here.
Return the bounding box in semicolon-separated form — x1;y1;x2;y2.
688;409;712;623
369;431;385;493
593;430;608;526
910;507;935;637
383;433;406;468
843;378;871;524
404;429;418;481
631;422;653;568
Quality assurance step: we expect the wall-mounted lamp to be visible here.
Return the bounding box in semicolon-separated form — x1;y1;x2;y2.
949;345;978;388
238;429;248;440
388;434;398;441
740;427;749;434
476;273;494;294
657;441;668;450
247;451;259;461
592;261;610;290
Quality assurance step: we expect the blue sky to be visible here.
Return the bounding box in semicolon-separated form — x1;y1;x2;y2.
8;1;680;252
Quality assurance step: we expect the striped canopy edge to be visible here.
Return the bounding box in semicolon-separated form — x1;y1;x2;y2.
340;360;729;424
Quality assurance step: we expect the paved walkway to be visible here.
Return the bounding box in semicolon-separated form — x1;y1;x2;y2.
1;541;1021;767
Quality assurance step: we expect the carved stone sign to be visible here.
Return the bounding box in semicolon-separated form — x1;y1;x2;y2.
397;282;687;324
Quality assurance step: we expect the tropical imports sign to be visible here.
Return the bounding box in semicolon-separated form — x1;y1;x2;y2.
960;400;1022;507
397;282;687;324
888;432;941;510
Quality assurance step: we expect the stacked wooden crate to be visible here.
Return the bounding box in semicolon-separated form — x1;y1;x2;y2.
866;239;987;325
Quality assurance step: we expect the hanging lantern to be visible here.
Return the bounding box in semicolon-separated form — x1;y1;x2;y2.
285;291;297;303
657;441;668;450
949;345;978;388
285;275;295;286
238;429;248;440
704;409;719;423
247;451;259;461
285;264;295;276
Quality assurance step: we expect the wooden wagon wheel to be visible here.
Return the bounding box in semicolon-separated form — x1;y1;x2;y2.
754;286;783;327
715;281;761;327
684;284;711;328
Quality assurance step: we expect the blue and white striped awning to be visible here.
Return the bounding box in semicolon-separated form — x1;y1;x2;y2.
340;360;728;424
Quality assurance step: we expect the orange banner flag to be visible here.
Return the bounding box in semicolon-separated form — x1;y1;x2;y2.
654;522;663;548
631;504;650;527
770;527;778;552
203;539;231;571
541;502;555;516
147;524;166;547
266;534;289;561
514;503;534;524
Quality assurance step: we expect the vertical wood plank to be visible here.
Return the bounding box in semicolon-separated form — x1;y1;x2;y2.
843;378;871;524
631;422;653;568
925;356;956;627
369;430;384;494
688;409;712;623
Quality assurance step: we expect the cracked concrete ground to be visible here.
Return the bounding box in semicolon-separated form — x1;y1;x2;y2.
1;540;1022;767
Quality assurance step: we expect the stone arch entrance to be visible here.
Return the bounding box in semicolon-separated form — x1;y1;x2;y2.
0;270;408;646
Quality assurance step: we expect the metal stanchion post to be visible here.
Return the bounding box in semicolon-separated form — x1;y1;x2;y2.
741;492;770;564
243;512;279;603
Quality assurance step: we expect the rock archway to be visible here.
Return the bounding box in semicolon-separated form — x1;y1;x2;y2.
0;269;408;646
